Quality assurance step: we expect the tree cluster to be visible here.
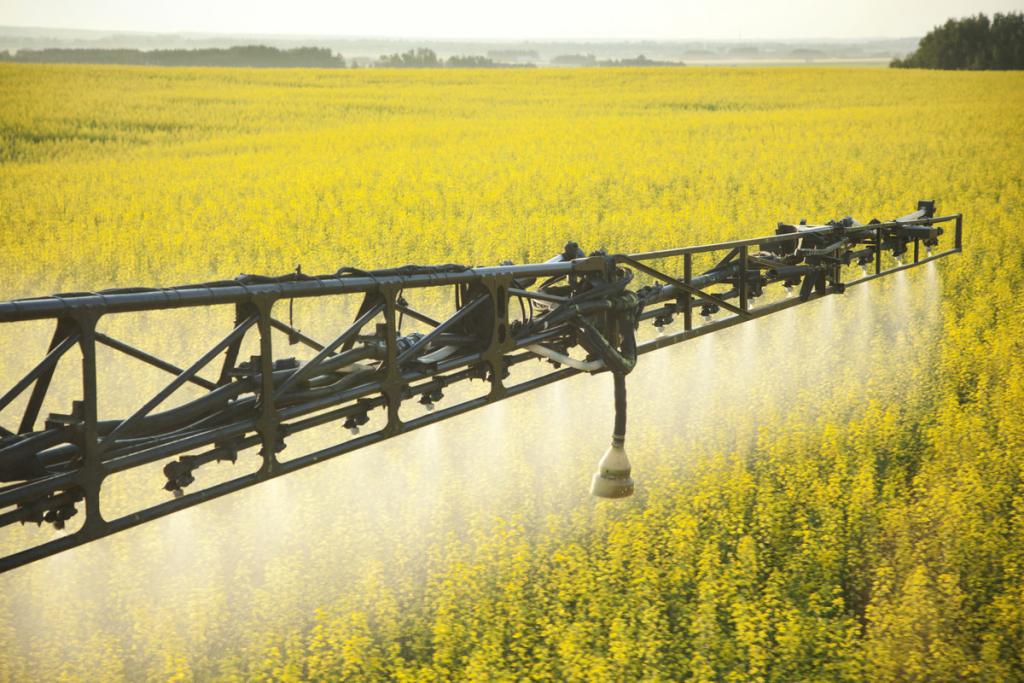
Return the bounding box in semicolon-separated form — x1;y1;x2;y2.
0;45;347;68
374;48;532;68
552;53;680;67
600;54;679;67
892;12;1024;69
376;47;442;68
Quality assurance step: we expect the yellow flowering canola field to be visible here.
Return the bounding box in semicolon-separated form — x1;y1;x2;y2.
0;64;1023;681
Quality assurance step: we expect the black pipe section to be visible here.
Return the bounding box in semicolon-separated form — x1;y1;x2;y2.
613;372;626;443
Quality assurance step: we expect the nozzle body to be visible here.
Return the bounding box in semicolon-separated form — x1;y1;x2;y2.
591;439;634;499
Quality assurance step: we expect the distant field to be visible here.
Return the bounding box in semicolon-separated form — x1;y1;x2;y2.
0;64;1022;680
2;64;1017;295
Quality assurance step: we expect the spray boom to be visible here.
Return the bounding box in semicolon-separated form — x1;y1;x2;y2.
0;202;962;572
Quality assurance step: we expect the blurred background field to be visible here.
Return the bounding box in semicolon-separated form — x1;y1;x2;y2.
0;64;1022;680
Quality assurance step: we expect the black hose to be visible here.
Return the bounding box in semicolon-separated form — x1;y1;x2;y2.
612;372;626;447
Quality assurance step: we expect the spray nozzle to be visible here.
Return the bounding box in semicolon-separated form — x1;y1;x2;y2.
344;411;371;435
163;447;238;496
892;239;909;266
43;503;78;531
419;388;445;411
591;373;634;500
590;438;634;499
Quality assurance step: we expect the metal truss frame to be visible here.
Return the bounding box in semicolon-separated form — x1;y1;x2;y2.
0;202;962;573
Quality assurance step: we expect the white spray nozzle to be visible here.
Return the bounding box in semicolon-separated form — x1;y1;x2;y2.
591;440;634;499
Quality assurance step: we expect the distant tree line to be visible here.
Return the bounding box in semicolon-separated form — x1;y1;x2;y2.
892;12;1024;69
377;47;441;68
601;54;679;67
0;45;346;68
0;44;688;70
373;48;533;68
446;55;500;68
551;53;681;67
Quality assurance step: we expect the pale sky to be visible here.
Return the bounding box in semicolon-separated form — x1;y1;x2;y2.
1;0;1021;40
